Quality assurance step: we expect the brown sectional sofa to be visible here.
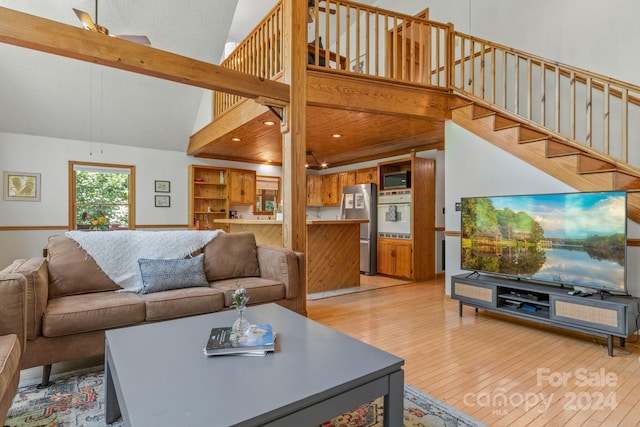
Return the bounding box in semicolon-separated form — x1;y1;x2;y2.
0;273;26;423
0;231;304;386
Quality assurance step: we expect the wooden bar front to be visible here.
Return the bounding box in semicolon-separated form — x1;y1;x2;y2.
306;219;366;294
215;219;366;294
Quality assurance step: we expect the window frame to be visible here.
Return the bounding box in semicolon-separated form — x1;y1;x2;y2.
254;175;280;215
68;161;136;230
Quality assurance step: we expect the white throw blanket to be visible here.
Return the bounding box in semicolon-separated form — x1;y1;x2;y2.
65;230;223;293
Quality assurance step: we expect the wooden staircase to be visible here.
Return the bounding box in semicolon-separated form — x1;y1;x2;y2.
451;102;640;224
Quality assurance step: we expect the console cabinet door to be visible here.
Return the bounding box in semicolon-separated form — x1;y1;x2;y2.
550;295;626;335
451;278;497;308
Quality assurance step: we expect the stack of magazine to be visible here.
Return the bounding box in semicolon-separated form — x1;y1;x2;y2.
203;323;275;356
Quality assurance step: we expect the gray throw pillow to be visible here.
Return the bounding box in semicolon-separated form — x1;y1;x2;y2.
138;253;209;294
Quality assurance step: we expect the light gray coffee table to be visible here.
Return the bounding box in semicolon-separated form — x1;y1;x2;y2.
105;303;404;426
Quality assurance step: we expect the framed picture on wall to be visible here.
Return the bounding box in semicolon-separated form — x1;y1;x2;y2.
155;180;170;193
155;195;170;207
3;171;41;202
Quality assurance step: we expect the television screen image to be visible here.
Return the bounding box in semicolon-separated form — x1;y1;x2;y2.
460;191;627;293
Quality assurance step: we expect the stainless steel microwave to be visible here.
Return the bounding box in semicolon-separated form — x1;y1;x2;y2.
383;171;411;189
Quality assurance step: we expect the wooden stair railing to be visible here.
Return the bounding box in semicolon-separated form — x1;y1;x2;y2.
451;31;640;178
451;102;640;223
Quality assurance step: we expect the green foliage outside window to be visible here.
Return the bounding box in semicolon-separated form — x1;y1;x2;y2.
75;170;130;229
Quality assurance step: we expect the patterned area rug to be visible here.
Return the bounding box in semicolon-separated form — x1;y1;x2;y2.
6;367;487;427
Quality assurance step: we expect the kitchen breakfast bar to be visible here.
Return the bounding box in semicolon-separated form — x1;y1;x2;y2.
214;219;367;294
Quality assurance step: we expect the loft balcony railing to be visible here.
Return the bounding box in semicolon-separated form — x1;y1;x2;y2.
215;0;452;116
214;2;283;116
451;32;640;169
306;1;451;87
215;1;640;173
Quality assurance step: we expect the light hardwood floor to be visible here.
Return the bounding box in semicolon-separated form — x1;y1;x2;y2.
307;278;640;427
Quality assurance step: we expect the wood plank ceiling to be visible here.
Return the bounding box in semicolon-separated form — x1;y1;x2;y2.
191;105;446;168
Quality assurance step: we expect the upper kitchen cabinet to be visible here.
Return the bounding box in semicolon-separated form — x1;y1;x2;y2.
356;167;378;185
338;171;356;198
229;169;256;205
322;174;339;207
306;173;340;207
306;175;323;207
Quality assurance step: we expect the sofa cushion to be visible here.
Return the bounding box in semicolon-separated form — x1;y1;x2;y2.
211;277;285;307
47;235;120;298
42;292;145;337
139;254;209;294
2;258;48;340
142;287;226;322
0;333;21;398
203;232;260;281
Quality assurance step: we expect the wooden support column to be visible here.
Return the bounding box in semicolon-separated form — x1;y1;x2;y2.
281;0;308;314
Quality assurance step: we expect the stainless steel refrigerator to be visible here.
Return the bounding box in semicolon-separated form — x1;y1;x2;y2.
340;183;377;275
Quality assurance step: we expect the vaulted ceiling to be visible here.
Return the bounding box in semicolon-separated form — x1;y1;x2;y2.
0;0;277;151
0;0;387;158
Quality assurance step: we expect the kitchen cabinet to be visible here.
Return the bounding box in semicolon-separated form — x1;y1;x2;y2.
229;169;256;205
377;238;412;278
338;171;356;197
306;173;341;207
306;175;323;207
188;165;229;230
356;167;378;185
377;156;435;281
322;173;339;206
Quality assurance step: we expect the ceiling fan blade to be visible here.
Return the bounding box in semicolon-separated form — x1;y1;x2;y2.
115;35;151;45
73;8;98;32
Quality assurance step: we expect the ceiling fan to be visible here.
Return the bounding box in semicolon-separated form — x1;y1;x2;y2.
307;0;337;23
73;0;150;45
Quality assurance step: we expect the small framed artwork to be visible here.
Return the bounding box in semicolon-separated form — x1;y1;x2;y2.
155;195;171;207
155;180;170;193
3;171;41;202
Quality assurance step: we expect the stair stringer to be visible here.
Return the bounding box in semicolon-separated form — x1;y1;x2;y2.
451;102;640;223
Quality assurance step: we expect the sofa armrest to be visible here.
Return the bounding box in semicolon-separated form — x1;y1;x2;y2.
256;246;303;300
0;273;27;352
1;258;48;340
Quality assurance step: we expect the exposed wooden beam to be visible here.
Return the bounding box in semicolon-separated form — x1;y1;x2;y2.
0;6;290;103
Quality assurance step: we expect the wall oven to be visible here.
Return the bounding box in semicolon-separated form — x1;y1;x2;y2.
377;190;411;239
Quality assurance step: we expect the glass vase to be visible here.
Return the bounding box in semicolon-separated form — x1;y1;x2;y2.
232;306;251;338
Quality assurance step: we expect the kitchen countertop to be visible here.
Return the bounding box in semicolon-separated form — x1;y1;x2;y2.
214;219;368;225
213;219;281;225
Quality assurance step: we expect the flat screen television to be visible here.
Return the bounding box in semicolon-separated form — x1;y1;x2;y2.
460;190;627;294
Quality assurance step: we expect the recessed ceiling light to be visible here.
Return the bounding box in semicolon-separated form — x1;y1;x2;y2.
263;120;276;126
231;137;241;142
331;133;343;138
